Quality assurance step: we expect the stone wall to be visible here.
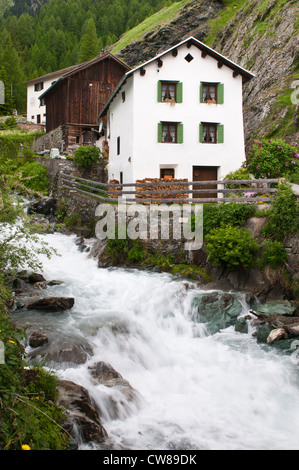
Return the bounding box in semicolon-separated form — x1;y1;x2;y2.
34;126;65;154
36;157;108;227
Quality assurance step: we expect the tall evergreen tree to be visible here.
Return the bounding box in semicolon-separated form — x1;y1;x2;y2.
78;18;100;62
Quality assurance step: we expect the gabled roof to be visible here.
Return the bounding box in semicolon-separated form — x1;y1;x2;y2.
37;53;131;101
97;36;255;120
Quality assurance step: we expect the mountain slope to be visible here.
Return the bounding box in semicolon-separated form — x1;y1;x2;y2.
111;0;298;147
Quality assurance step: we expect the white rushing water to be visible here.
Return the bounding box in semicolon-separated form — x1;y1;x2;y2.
17;233;299;450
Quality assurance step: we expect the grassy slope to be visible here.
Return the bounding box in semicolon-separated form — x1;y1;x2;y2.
112;0;191;54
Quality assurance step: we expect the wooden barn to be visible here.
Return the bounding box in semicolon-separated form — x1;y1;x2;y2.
38;53;130;154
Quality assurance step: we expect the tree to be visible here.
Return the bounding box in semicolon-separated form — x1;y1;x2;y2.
0;32;26;113
78;18;100;62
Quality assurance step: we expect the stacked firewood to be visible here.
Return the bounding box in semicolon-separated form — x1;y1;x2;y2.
135;178;189;201
108;179;121;198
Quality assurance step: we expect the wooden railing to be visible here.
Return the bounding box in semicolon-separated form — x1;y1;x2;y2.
61;173;279;204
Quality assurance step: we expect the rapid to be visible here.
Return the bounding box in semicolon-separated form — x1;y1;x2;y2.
13;232;299;450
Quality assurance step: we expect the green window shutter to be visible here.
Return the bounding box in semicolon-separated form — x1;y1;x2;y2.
177;123;183;143
217;83;224;104
158;122;162;142
217;124;224;143
157;81;162;102
200;83;204;103
199;123;203;142
176;82;183;103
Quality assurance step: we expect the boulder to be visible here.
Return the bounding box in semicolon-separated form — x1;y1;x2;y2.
256;300;296;317
191;292;243;334
27;197;57;217
57;380;108;446
26;296;75;312
235;317;248;334
88;362;141;419
28;330;48;348
28;336;93;365
28;272;46;284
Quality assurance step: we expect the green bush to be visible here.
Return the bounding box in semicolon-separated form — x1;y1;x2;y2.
258;240;288;271
0;116;18;130
20;161;49;194
201;202;257;236
224;167;252;188
262;183;299;240
205;225;260;270
73;146;101;167
106;225;132;263
244;138;299;178
127;240;144;263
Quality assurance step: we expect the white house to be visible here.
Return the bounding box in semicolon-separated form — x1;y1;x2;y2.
26;64;79;124
97;37;255;196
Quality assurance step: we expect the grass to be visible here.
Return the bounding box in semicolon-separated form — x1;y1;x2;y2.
111;0;191;55
205;0;249;46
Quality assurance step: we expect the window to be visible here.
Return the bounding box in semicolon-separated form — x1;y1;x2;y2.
160;168;175;179
40;97;46;106
200;83;224;104
117;136;120;155
158;122;183;143
199;123;224;144
36;114;41;124
157;81;183;103
120;172;123;184
122;91;126;102
184;54;194;63
34;82;44;92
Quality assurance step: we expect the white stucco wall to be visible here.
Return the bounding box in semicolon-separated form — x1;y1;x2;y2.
107;77;134;184
107;42;248;184
27;73;61;124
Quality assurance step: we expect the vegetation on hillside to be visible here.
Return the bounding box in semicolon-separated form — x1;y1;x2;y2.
0;0;179;114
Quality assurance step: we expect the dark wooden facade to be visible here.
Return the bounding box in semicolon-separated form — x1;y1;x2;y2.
42;54;130;150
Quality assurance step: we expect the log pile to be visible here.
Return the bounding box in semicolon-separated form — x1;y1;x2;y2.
108;179;121;199
135;178;189;201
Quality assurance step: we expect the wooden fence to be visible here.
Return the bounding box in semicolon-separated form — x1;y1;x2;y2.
61;173;280;204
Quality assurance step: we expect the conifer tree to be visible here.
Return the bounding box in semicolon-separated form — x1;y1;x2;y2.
78;18;100;62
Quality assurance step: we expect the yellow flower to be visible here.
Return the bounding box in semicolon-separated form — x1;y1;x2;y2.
22;445;31;450
8;340;15;344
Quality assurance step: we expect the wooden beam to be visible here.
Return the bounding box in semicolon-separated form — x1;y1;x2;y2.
201;51;207;58
157;58;163;68
140;67;146;76
172;48;178;57
217;61;223;69
233;70;239;78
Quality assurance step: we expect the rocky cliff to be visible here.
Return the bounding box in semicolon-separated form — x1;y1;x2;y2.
113;0;298;149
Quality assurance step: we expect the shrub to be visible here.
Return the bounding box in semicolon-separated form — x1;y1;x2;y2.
205;225;260;270
224;167;252;189
127;240;145;263
244;138;299;178
20;161;49;194
258;240;288;271
262;183;299;240
106;225;132;263
73;146;101;167
201;202;257;236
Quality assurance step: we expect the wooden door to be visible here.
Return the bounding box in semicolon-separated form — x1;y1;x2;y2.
193;166;218;199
